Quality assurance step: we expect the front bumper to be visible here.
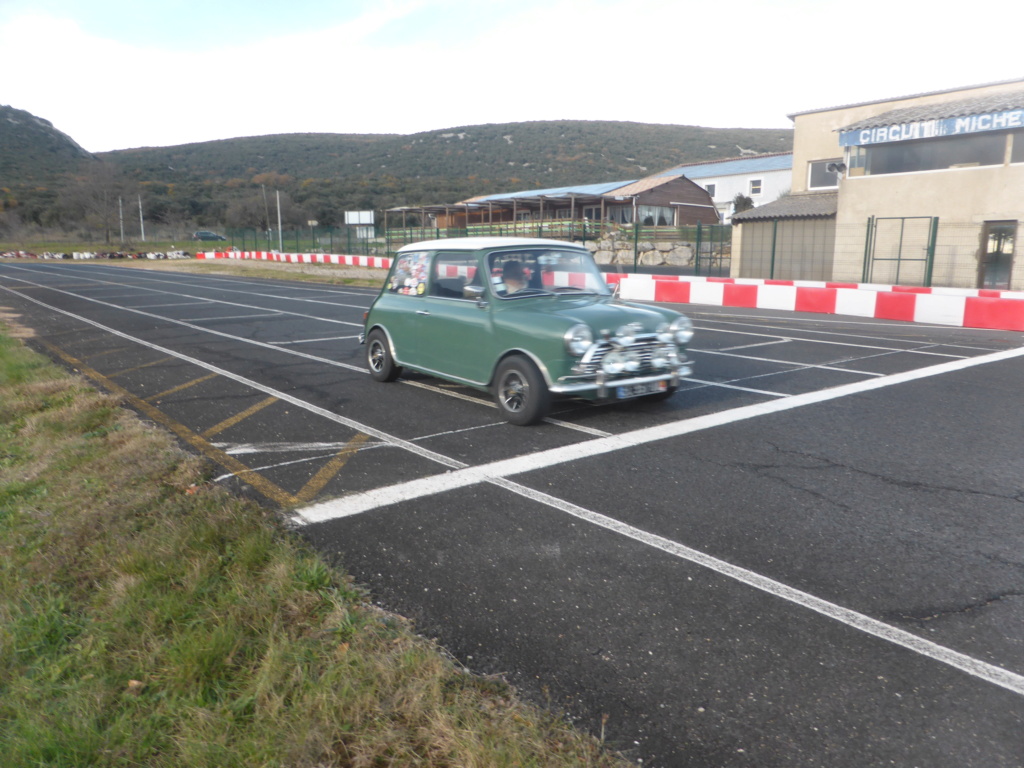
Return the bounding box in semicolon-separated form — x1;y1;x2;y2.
549;363;692;398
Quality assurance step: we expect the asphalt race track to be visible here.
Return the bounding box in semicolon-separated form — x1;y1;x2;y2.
2;260;1023;767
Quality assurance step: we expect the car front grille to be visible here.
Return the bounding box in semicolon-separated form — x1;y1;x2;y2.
577;337;661;376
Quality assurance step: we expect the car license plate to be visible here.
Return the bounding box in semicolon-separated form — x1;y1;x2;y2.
615;381;666;399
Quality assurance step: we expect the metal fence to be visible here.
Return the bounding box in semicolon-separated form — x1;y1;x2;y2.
742;217;999;289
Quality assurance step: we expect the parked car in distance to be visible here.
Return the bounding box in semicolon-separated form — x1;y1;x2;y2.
192;230;227;241
363;237;694;425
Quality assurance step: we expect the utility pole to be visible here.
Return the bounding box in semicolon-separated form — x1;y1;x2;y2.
138;195;146;242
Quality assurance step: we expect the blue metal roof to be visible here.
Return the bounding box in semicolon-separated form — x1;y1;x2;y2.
475;179;636;202
656;154;792;180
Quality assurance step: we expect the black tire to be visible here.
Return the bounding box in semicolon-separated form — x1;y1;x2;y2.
366;329;402;382
493;355;550;426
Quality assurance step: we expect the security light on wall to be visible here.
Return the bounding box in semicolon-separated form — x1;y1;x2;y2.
826;162;847;174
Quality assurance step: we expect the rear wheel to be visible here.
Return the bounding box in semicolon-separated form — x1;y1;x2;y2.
493;355;550;426
366;329;402;382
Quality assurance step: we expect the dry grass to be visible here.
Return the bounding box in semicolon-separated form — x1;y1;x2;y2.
0;328;629;767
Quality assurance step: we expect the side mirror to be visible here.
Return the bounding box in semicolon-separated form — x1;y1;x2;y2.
463;285;487;303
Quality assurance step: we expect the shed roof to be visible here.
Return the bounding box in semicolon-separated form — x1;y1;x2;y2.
730;192;837;222
467;179;634;204
655;153;792;179
838;89;1024;132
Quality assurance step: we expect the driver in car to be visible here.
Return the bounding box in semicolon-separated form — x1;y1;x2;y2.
502;260;528;294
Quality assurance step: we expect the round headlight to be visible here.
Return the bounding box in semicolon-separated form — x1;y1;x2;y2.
669;316;694;345
623;350;641;372
601;350;626;375
615;322;641;346
656;323;674;344
564;324;593;356
651;344;675;369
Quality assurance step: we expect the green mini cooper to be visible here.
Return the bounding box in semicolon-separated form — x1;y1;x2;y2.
363;237;693;425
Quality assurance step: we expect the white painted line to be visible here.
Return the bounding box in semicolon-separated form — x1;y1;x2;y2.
1;262;364;327
0;280;467;472
679;377;788;397
292;345;1024;523
77;262;374;307
6;268;1024;696
181;312;283;322
720;339;790;351
489;476;1024;698
269;335;361;345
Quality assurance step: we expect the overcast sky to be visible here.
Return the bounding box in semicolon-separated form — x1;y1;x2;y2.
2;0;1021;153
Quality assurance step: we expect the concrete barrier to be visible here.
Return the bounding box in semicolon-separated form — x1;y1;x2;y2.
616;275;1024;332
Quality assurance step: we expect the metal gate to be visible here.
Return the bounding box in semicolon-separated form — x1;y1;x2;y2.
862;216;938;286
693;223;732;277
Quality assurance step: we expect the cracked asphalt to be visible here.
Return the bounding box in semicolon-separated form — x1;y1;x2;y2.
1;259;1023;767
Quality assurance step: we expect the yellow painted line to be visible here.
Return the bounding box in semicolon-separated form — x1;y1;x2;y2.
79;348;123;362
38;339;298;507
295;433;370;504
107;355;177;377
202;396;279;438
145;372;219;402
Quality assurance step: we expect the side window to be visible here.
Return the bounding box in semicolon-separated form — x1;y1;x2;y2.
430;252;479;299
387;251;430;296
749;178;763;196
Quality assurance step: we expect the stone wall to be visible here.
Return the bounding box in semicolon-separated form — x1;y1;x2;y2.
585;230;694;267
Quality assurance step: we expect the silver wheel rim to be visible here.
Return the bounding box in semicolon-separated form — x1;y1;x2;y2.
499;371;527;412
369;341;385;372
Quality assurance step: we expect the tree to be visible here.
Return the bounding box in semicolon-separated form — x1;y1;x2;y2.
732;193;754;215
58;160;134;243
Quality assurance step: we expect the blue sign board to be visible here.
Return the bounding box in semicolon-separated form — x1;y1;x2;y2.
839;108;1024;147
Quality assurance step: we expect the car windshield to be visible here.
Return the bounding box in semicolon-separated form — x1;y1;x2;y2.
487;248;611;298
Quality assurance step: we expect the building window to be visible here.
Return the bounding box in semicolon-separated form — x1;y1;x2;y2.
607;205;633;225
858;132;1006;175
638;205;674;226
1012;130;1024;164
749;179;763;195
809;159;842;189
583;206;603;221
705;183;716;197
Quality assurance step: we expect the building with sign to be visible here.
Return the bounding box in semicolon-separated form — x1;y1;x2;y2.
732;78;1023;290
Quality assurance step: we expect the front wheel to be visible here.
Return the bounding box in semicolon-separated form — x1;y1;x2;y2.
493;356;551;426
366;329;402;382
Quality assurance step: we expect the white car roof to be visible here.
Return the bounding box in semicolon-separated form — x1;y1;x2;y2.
396;237;587;252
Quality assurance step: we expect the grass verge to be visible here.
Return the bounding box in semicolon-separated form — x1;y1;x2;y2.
0;327;627;767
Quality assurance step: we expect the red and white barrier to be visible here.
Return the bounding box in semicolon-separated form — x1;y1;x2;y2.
617;275;1024;332
196;251;392;269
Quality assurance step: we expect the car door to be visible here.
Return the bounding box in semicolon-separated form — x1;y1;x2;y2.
415;250;495;385
376;249;431;369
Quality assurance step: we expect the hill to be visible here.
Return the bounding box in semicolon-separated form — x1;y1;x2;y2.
100;122;792;194
0;107;792;235
0;105;93;183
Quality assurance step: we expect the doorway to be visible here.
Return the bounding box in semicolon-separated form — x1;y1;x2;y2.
979;221;1016;290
